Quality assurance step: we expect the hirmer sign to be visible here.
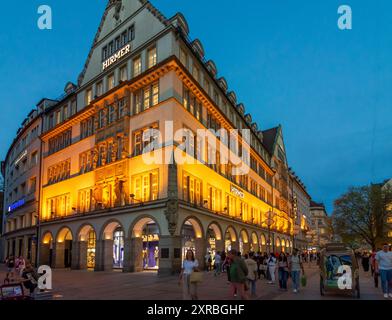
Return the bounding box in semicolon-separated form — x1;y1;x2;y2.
102;44;131;70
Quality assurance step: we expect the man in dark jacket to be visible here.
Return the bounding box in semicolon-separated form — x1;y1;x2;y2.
228;249;249;300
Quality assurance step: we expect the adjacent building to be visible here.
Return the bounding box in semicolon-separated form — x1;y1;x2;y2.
2;0;310;274
309;201;331;249
289;169;311;251
382;179;392;243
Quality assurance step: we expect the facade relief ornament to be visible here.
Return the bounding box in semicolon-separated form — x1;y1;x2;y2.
164;153;179;236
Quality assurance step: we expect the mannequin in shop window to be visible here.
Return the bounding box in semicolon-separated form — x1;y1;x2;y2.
143;249;148;269
154;247;159;268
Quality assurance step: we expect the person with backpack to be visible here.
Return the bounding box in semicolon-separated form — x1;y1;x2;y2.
228;249;249;300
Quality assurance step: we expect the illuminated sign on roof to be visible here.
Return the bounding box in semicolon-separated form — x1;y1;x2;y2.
8;199;26;213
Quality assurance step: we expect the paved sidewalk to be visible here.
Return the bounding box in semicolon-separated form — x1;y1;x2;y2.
0;262;384;300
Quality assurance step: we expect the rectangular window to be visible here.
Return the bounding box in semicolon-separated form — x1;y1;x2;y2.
120;65;128;81
86;88;93;106
133;56;142;77
108;105;116;124
132;170;159;202
128;25;135;42
179;48;187;67
121;31;128;46
148;47;157;68
118;97;126;118
114;36;121;51
182;172;202;206
192;66;200;82
102;46;108;61
143;86;151;110
96;81;103;96
108;74;115;91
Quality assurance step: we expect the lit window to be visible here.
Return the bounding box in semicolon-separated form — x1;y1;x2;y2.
96;81;103;96
148;47;157;68
108;74;115;90
120;65;128;82
133;56;141;77
86;88;93;105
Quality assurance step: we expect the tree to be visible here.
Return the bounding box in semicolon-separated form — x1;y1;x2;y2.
332;184;392;250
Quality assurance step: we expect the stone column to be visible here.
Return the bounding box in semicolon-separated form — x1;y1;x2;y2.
71;241;87;270
94;240;104;271
123;237;143;273
22;236;29;259
215;239;224;253
195;238;206;270
242;242;250;255
158;235;182;276
54;242;65;268
39;244;51;266
103;239;114;271
79;241;88;269
15;237;21;257
231;241;239;252
31;241;37;267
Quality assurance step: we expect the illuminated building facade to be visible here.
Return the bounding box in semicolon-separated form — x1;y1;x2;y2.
2;0;306;274
289;169;311;250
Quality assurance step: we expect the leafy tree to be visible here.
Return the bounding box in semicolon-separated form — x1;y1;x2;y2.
332;183;392;250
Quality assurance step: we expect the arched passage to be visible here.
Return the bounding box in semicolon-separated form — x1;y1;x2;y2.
206;222;223;254
101;220;125;269
56;227;73;268
260;234;267;253
130;216;160;271
250;232;258;253
239;229;249;255
224;226;238;252
78;224;96;269
281;239;286;252
275;237;281;253
181;217;204;265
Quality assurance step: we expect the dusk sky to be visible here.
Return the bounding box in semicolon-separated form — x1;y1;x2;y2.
1;0;391;213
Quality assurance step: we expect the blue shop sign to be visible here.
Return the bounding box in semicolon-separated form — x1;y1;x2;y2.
8;198;26;213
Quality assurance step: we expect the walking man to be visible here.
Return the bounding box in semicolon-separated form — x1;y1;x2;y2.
289;249;305;293
228;249;249;300
375;243;392;299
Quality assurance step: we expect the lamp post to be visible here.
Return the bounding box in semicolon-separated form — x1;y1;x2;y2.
265;210;275;254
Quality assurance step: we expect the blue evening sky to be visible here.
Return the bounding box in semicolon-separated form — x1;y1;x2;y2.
0;0;391;213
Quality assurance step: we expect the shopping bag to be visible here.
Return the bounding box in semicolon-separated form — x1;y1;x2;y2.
190;271;203;283
301;275;307;287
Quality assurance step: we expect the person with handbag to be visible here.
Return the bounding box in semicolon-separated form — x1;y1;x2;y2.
179;249;200;300
245;252;258;298
289;248;305;293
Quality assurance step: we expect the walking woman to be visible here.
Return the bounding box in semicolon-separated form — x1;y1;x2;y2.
278;253;289;290
267;252;277;284
289;249;305;293
179;249;199;300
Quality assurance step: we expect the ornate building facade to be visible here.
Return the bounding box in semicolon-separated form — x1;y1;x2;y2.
2;0;308;275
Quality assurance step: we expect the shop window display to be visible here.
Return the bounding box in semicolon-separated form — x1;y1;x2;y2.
142;223;159;270
113;229;124;268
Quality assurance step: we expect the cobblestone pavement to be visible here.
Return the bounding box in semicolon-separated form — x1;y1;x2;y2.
0;262;385;300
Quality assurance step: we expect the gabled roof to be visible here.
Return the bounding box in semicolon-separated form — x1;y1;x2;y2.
77;0;169;86
262;126;279;155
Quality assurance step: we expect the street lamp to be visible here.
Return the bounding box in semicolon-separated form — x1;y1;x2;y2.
265;210;275;254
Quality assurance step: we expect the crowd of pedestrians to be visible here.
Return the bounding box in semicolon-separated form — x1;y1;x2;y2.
180;247;310;300
358;243;392;299
3;255;39;296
